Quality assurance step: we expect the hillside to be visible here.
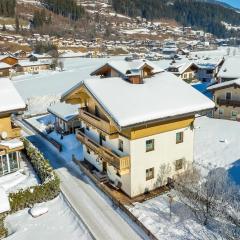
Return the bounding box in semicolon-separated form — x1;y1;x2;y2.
111;0;240;37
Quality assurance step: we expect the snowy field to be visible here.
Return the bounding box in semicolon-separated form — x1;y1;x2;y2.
194;116;240;185
5;194;92;240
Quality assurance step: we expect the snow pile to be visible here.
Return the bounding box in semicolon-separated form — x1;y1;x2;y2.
0;187;10;214
48;131;83;162
30;206;48;218
0;160;39;193
5;194;92;240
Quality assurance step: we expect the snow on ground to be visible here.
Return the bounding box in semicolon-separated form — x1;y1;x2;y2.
0;159;39;194
194;116;240;185
5;194;92;240
48;131;83;162
12;57;125;100
128;191;221;240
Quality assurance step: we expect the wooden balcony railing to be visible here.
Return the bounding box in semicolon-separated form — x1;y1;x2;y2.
76;129;130;174
79;108;117;135
217;98;240;108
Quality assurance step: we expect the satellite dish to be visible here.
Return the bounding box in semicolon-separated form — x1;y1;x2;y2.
1;131;8;140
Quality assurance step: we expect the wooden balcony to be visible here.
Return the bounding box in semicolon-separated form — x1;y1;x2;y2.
217;98;240;108
76;129;130;174
79;108;118;135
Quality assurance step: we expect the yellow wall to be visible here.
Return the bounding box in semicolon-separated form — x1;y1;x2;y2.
0;114;12;136
121;116;194;140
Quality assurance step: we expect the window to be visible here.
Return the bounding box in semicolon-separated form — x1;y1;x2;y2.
86;125;89;131
87;148;90;154
232;111;238;117
219;108;224;115
226;92;231;100
146;168;154;181
176;132;184;144
175;159;183;171
146;139;154;152
9;152;18;171
118;139;123;152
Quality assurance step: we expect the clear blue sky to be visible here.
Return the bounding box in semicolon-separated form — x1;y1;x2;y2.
219;0;240;8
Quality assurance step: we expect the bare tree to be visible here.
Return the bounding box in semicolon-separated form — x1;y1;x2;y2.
175;167;240;238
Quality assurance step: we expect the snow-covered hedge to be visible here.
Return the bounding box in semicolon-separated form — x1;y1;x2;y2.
0;213;7;239
9;138;60;212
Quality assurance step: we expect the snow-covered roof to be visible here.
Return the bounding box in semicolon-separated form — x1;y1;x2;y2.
91;59;164;76
217;57;240;79
168;62;198;74
80;71;214;128
0;62;11;69
0;187;10;213
208;78;240;91
0;78;26;114
47;102;79;121
0;139;23;149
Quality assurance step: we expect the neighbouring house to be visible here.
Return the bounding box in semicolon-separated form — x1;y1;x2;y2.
0;78;26;177
217;57;240;83
13;50;28;59
208;79;240;120
167;62;199;82
195;58;224;82
0;56;18;66
0;63;11;77
90;59;163;79
47;102;81;135
62;59;214;198
12;60;50;74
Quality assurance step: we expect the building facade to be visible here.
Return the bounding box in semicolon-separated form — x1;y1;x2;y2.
208;79;240;120
0;79;25;177
62;60;214;197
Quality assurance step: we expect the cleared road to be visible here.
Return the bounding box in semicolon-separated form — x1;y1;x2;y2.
18;120;144;240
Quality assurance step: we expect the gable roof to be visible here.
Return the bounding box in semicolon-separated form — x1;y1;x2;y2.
62;71;214;129
168;62;198;75
0;62;11;69
0;78;26;114
207;78;240;91
91;59;164;77
47;102;79;122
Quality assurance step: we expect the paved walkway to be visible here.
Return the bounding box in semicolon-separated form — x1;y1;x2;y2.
18;120;144;240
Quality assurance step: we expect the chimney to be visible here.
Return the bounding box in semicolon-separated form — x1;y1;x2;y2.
128;75;143;84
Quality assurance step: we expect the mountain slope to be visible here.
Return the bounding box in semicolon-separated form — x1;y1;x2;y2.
111;0;240;37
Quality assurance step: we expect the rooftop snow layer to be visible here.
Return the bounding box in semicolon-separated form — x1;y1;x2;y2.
92;59;164;76
48;102;79;121
0;62;11;69
83;71;215;127
0;78;26;113
0;139;23;149
217;56;240;79
207;78;240;90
